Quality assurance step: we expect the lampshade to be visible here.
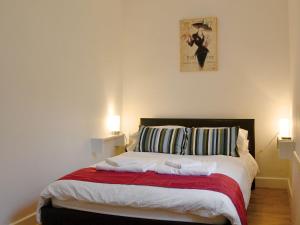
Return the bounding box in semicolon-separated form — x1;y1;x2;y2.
108;115;120;134
279;118;290;138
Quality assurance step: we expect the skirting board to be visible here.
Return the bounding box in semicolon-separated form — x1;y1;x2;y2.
9;212;36;225
256;176;289;189
256;176;293;199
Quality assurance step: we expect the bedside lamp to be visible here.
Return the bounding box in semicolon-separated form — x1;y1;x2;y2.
108;115;121;135
91;115;124;156
278;118;291;139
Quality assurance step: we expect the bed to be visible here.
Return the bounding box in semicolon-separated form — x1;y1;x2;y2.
39;118;257;225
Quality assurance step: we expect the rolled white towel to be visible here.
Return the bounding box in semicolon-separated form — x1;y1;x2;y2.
96;156;157;173
96;161;155;173
178;163;217;176
165;159;202;169
156;162;217;176
96;161;156;172
105;157;141;167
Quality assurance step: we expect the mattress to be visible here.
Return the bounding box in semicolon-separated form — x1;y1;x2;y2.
52;198;228;224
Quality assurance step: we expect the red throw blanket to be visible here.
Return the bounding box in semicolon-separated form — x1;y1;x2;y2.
60;168;247;225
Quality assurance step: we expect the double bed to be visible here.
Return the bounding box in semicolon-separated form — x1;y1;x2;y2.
38;118;257;225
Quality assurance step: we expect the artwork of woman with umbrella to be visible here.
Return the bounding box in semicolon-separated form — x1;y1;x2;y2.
180;17;217;72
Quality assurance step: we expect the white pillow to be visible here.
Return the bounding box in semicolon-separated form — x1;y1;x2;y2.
239;128;248;140
238;140;249;155
237;128;249;154
126;132;139;152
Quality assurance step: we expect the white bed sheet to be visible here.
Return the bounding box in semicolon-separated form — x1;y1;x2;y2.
37;152;258;225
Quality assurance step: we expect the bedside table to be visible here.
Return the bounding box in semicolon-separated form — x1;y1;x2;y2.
91;134;125;158
277;138;295;159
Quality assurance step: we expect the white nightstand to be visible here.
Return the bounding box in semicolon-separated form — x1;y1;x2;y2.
91;134;125;158
277;138;295;159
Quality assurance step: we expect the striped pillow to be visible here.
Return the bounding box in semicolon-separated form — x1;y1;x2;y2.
135;126;189;154
188;127;240;157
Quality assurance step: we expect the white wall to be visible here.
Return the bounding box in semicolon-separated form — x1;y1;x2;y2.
122;0;291;180
289;0;300;223
0;0;123;224
290;0;300;156
0;0;294;224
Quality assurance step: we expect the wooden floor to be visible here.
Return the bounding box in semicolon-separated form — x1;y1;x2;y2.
248;188;291;225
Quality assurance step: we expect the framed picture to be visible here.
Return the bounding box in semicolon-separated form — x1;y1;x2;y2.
180;17;218;72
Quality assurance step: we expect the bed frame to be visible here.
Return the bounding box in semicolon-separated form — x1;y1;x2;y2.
41;118;255;225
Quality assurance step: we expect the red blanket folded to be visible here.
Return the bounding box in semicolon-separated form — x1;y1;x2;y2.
60;168;247;225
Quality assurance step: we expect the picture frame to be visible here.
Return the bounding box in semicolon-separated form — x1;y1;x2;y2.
180;17;218;72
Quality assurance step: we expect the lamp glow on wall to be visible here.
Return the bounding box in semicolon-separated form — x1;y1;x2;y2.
278;118;291;139
108;115;121;135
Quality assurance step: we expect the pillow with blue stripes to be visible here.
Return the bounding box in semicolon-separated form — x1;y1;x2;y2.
135;126;190;154
187;126;240;157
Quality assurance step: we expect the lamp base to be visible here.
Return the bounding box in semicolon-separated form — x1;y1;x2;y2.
112;131;121;135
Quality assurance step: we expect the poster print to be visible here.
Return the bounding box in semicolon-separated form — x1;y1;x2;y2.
180;17;218;72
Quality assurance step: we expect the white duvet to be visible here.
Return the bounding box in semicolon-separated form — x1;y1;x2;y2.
37;152;258;225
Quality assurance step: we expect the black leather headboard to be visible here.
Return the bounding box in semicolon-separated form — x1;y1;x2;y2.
140;118;255;159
